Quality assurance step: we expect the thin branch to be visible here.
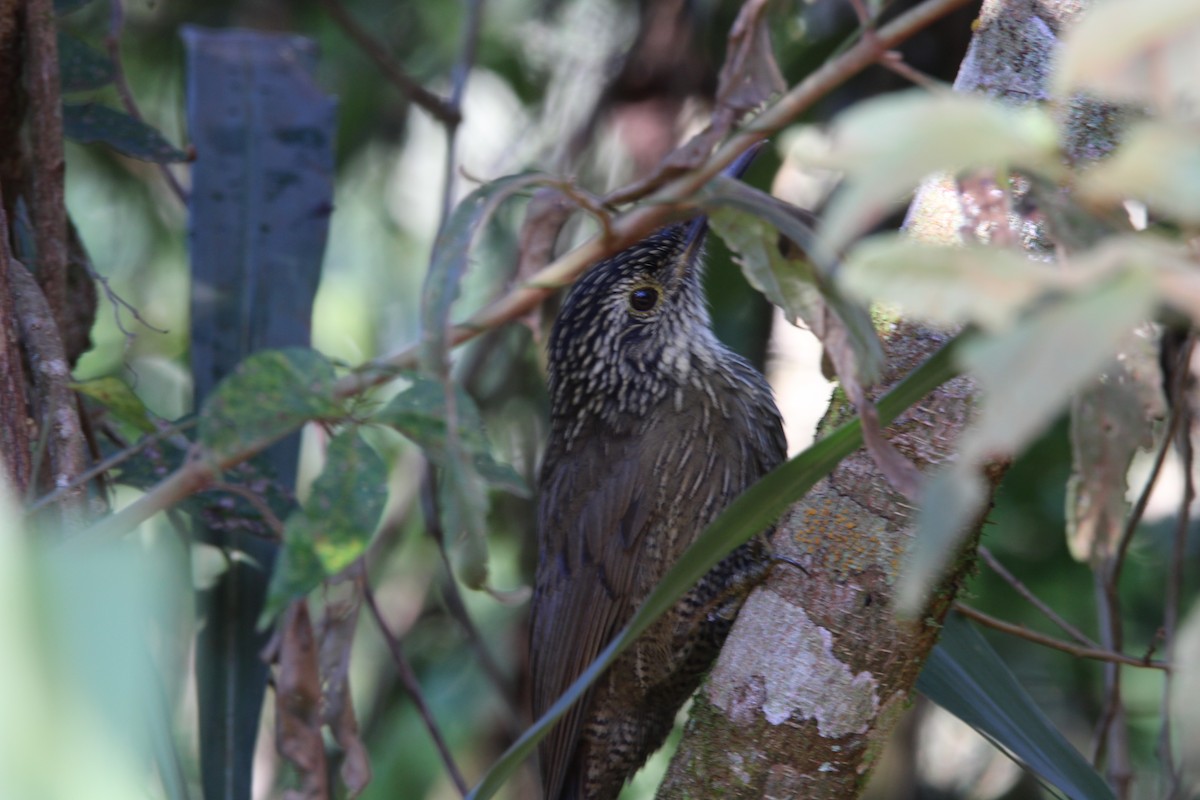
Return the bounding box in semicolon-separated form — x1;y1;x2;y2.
878;50;953;93
437;0;486;228
0;183;34;495
25;0;69;332
1157;333;1195;795
10;257;87;527
315;0;460;126
106;0;188;204
81;0;975;541
27;417;197;513
209;480;286;536
978;545;1099;648
361;572;469;796
1112;398;1182;584
953;603;1168;671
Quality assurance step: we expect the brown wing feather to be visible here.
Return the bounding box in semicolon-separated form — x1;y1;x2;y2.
530;429;658;800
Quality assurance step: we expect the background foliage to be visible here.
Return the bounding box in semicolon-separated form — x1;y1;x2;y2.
2;0;1199;799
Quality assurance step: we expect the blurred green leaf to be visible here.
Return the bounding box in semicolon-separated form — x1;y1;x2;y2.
0;483;182;800
198;348;340;461
900;270;1159;612
807;90;1060;252
62;103;187;163
419;172;547;377
468;333;963;800
1078;121;1200;223
959;269;1158;465
1053;0;1200;115
842;236;1079;332
377;372;529;589
71;375;157;434
58;33;114;92
918;613;1116;800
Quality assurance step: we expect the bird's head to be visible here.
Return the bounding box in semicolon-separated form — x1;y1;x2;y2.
546;218;719;426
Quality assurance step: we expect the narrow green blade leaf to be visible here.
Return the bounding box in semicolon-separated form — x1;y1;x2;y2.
467;333;963;800
184;27;337;800
62;103;186;163
918;613;1116;800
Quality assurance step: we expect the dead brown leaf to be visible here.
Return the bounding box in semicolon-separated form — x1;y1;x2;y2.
317;583;371;797
613;0;786;201
821;305;924;501
276;600;329;800
1067;327;1165;563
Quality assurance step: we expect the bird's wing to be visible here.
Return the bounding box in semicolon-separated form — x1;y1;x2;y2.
530;428;664;799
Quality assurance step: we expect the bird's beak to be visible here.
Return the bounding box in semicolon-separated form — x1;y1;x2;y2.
676;141;768;279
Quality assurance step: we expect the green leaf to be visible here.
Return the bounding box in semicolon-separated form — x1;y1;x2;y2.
377;373;529;588
842;235;1083;332
58;33;114;92
377;372;530;495
808;90;1060;252
900;269;1160;613
708;205;823;327
918;613;1116;800
1052;0;1200;115
305;430;388;573
1078;121;1200;224
419;173;548;377
62;103;187;163
699;176;883;383
198;348;341;462
960;269;1159;465
264;516;325;623
264;430;388;618
466;333;964;800
71;376;157;434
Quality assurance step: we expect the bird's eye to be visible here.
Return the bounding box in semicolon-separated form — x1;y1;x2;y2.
628;286;660;313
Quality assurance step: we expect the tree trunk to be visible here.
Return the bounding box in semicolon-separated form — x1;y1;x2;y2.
660;0;1090;795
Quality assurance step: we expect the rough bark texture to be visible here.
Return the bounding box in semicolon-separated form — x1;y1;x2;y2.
0;192;32;495
660;324;980;800
659;0;1089;796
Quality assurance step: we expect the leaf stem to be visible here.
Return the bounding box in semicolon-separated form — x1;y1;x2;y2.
361;572;469;796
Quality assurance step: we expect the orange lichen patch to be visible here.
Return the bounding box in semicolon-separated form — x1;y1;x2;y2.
780;485;908;582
